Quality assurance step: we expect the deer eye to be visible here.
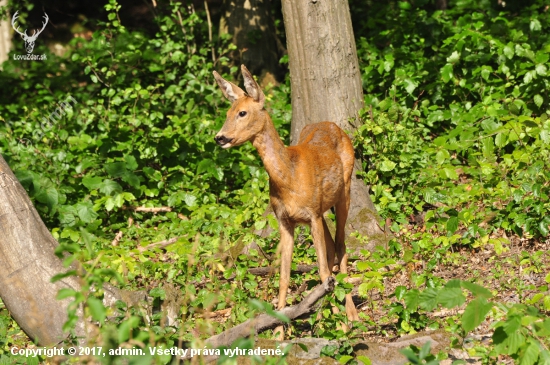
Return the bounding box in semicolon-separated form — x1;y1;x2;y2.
238;111;247;117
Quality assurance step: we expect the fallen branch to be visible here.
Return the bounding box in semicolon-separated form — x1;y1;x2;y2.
198;276;335;351
123;206;172;213
137;236;184;252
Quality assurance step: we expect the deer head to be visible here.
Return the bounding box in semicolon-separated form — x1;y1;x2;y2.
213;65;266;148
12;11;49;54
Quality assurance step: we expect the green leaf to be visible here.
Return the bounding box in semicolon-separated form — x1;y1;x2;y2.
461;297;493;332
105;197;115;211
503;45;514;59
520;339;540;365
57;288;77;300
121;172;141;189
82;176;103;190
255;220;267;231
380;160;396;172
419;288;438;311
539;218;550;236
338;355;354;364
149;287;166;299
404;289;420;311
419;341;431;359
536;64;547;76
118;317;140;343
443;167;458;180
435;149;450;165
437;287;466;308
395;286;407;300
197;159;214;175
124;155;138;170
447;51;460;63
357;356;372;365
524;71;534;84
530;18;542;31
75;202;98;223
441;63;453;83
534;94;543;108
100;179;123;196
539;350;550;365
35;186;59;213
446;216;459;234
404;79;417;94
87;297;106;322
461;281;493;299
495;132;509;147
106;162;126;178
197;159;224;181
334;285;346;302
400;347;420;363
184;193;197;207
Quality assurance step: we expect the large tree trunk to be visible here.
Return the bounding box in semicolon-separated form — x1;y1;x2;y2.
219;0;284;87
0;154;124;346
281;0;387;251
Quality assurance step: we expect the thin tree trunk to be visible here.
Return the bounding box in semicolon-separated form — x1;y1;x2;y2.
0;0;11;66
219;0;284;87
0;154;124;346
281;0;387;251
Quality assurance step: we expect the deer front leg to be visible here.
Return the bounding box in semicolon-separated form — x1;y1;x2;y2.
274;220;295;340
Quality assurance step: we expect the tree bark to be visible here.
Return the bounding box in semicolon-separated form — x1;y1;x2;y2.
0;154;125;346
219;0;285;87
281;0;387;251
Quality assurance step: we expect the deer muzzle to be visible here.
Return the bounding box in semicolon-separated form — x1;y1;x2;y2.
214;135;233;148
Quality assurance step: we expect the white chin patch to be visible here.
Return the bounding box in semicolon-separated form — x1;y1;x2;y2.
221;143;233;149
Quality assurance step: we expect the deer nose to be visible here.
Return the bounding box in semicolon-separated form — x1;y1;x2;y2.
215;135;233;146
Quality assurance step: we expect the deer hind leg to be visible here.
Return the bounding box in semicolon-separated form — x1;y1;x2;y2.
313;216;342;323
335;196;359;322
322;217;336;272
274;220;295;340
311;216;332;282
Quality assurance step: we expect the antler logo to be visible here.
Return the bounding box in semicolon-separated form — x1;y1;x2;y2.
11;11;49;54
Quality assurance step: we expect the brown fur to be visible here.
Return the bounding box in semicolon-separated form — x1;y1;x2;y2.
213;65;359;339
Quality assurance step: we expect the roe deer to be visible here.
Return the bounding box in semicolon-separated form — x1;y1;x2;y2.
213;65;359;339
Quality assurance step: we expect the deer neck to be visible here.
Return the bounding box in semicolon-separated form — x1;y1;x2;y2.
251;114;291;186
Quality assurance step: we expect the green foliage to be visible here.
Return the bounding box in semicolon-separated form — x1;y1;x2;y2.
0;0;549;363
400;342;439;365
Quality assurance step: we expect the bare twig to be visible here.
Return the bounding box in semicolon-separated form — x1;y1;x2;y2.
176;9;191;54
87;61;110;87
204;0;215;63
111;231;123;246
122;206;172;213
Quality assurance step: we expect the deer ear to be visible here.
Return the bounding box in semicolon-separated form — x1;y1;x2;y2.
241;65;265;108
213;71;245;103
